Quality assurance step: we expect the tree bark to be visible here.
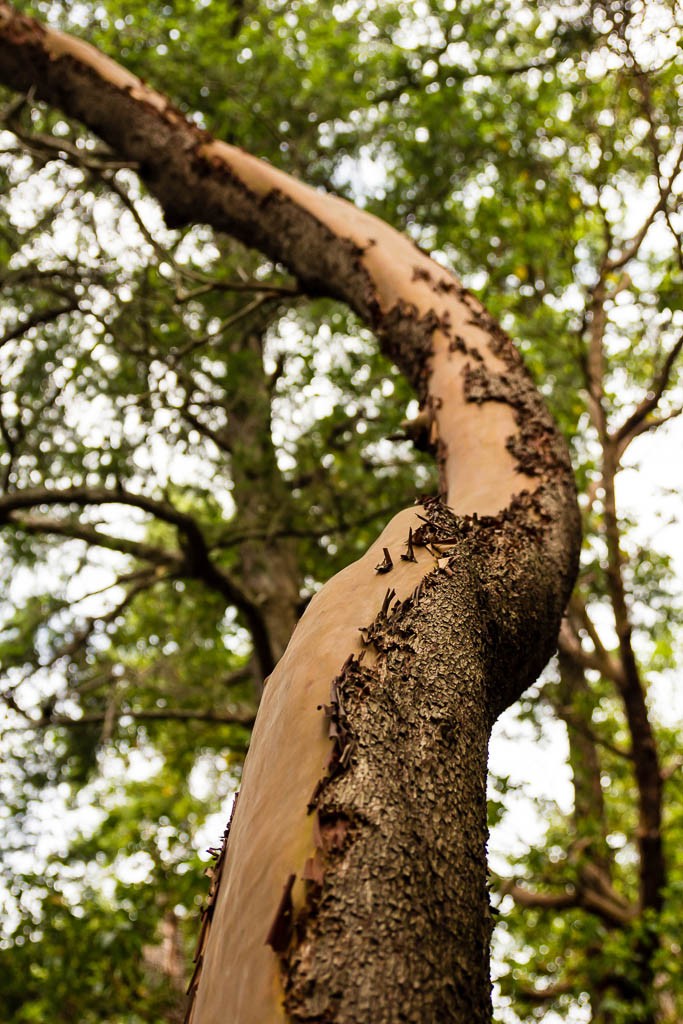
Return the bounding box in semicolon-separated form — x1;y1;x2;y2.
0;7;582;1022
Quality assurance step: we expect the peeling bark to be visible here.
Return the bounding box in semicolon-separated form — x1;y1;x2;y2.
0;8;582;1023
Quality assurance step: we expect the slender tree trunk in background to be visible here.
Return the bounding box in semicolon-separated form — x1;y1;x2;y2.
203;319;304;672
0;7;581;1022
581;268;667;1023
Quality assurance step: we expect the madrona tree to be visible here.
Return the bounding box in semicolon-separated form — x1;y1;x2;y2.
0;4;587;1021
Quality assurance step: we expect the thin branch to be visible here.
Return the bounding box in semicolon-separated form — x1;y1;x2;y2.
179;402;232;456
0;300;79;349
5;120;139;171
0;263;90;291
514;978;577;1003
556;706;632;762
498;878;578;910
550;653;633;762
34;705;256;729
580;887;637;926
68;567;161;607
374;38;568;105
583;277;609;441
615;406;683;460
560;607;624;686
612;333;683;452
213;501;408;550
497;876;635;928
567;596;610;662
622;39;683;272
603;144;683;274
102;179;300;303
0;482;199;529
5;511;183;566
174;277;300;303
0;484;261;655
168;294;278;365
601;433;666;913
3;122;292;309
46;570;158;667
0;569;161;705
99;168;174;260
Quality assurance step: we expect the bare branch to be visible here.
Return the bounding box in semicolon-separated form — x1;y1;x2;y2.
46;570;159;668
498;878;578;911
33;705;256;730
497;876;635;928
168;294;278;365
613;333;683;453
603;145;683;274
4;119;139;171
5;511;183;566
514;978;577;1002
560;607;625;686
174;277;300;303
615;407;683;460
0;300;79;349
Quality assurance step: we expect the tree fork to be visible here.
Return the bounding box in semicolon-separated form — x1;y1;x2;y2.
0;7;581;1023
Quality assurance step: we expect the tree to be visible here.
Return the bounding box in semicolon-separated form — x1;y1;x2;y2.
0;2;679;1024
0;4;582;1021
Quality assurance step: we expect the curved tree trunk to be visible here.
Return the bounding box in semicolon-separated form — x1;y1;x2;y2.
0;7;582;1022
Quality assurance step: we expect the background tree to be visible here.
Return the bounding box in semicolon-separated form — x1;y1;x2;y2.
0;1;681;1022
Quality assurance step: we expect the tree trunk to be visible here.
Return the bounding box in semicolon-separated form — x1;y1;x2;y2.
0;7;582;1022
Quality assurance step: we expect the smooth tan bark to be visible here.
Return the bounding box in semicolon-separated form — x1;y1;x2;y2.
196;509;434;1023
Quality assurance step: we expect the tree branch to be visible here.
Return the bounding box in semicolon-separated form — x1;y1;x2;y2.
5;511;183;566
498;877;578;911
622;40;683;272
497;875;635;928
0;16;584;1019
0;483;277;675
514;977;577;1002
559;607;624;686
615;406;683;459
3;116;140;171
0;299;79;349
612;333;683;453
46;569;159;668
174;277;300;303
168;294;279;365
601;436;665;914
32;705;256;730
603;145;683;273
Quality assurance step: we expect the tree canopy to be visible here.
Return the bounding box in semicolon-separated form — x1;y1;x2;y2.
0;1;681;1021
